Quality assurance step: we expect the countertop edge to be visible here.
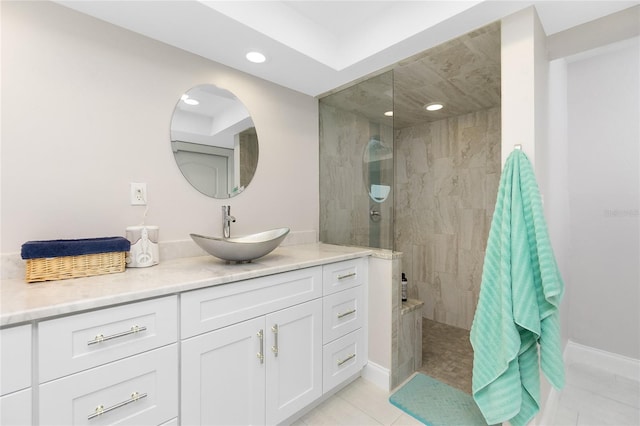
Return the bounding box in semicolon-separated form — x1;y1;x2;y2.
1;243;373;327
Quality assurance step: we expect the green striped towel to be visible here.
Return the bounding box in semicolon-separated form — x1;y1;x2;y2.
470;149;565;426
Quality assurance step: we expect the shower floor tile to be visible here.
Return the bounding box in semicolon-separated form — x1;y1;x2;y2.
418;318;474;394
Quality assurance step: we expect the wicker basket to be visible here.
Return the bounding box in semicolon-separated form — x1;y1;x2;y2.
21;237;130;283
24;251;126;283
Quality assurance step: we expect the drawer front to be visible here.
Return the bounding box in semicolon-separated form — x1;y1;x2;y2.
322;328;364;394
322;258;367;295
0;324;31;395
39;296;177;382
181;266;322;338
0;388;32;426
322;286;364;344
39;344;178;426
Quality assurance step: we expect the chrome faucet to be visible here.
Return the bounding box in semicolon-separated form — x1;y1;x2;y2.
222;205;236;238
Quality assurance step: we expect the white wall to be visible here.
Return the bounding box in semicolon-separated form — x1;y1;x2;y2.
501;7;558;415
1;1;319;256
364;255;394;390
502;5;640;363
501;7;545;165
565;38;640;359
546;59;571;348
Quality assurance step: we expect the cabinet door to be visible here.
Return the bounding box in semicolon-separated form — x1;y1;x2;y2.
265;299;322;425
181;317;265;426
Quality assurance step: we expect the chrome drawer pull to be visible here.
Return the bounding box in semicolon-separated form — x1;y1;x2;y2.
337;272;356;280
88;391;148;420
271;324;278;357
87;325;147;346
257;329;264;364
337;353;356;366
337;308;357;319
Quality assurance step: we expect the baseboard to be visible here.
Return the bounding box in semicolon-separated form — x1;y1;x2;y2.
564;340;640;380
540;339;640;424
362;361;390;391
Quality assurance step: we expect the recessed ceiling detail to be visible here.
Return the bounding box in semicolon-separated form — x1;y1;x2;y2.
54;0;639;97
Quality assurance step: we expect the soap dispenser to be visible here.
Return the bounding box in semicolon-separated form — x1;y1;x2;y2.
401;272;408;302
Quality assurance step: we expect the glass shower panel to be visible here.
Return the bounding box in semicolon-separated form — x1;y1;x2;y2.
319;71;394;250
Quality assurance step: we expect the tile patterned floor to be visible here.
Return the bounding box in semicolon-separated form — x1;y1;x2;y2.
548;361;640;425
296;319;640;425
293;377;423;426
418;319;473;394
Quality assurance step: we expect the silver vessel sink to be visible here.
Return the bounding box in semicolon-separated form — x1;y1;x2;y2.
191;228;290;263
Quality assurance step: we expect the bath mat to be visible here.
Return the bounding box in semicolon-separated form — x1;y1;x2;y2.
389;373;490;425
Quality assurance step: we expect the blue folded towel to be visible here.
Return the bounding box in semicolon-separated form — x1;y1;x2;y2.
21;237;131;259
470;150;565;426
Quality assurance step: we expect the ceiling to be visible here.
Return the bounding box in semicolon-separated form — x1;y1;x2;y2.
320;22;501;129
55;1;637;97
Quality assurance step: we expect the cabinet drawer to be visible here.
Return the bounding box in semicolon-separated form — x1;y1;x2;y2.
39;296;177;382
322;328;365;394
0;324;31;395
0;388;31;426
323;286;364;344
39;344;178;426
181;266;322;338
322;258;367;295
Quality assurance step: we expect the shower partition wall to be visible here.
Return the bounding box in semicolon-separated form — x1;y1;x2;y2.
319;71;394;250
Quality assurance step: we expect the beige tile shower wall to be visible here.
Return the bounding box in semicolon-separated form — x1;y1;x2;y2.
394;107;501;330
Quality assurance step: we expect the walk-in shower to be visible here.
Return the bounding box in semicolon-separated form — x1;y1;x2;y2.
319;21;501;390
319;22;501;330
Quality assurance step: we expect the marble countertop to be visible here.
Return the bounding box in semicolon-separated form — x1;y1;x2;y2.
1;243;372;327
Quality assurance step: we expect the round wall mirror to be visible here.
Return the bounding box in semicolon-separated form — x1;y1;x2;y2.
170;84;259;198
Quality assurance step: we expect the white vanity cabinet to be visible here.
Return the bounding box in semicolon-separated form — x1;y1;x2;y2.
0;324;32;426
180;267;323;426
0;247;370;426
321;258;367;394
37;296;179;426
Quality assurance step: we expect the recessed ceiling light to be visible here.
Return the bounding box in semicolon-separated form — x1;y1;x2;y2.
181;94;199;106
425;102;444;111
384;111;393;117
246;51;266;63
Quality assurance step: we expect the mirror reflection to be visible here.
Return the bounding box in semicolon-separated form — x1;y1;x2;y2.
363;136;393;203
170;84;259;198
